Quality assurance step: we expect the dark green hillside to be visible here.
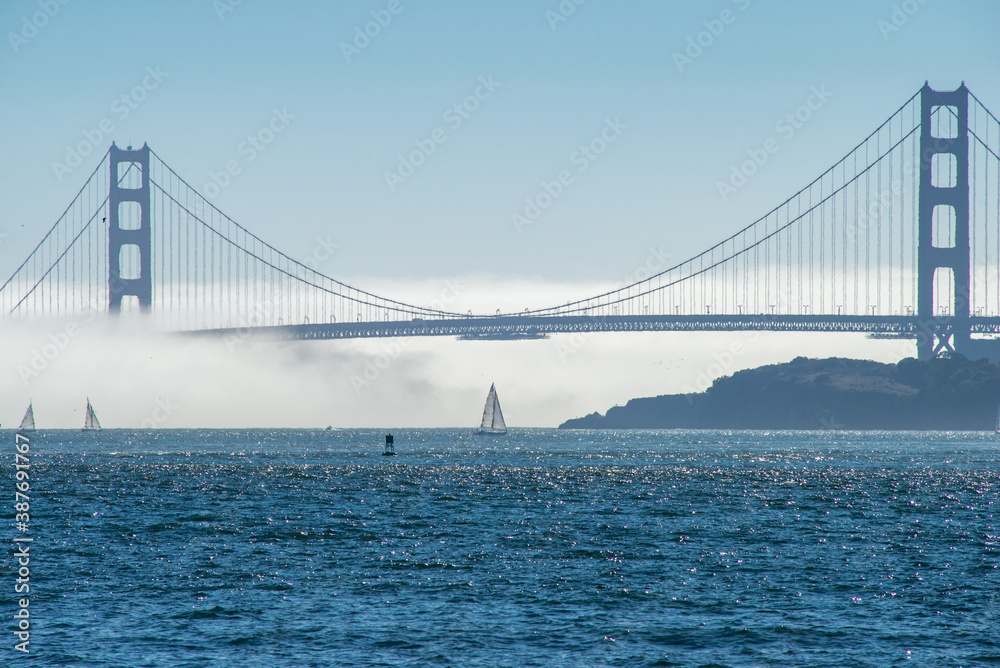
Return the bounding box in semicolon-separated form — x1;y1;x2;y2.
559;356;1000;430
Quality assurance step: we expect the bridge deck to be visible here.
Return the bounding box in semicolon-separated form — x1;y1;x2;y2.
193;315;1000;341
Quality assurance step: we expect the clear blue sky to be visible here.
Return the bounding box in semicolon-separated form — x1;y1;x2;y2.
3;0;997;283
2;0;999;427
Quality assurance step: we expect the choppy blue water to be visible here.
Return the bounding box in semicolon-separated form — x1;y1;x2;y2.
4;429;999;667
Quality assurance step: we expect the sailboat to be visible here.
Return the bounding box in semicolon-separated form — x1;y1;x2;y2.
477;383;507;435
995;403;999;434
18;403;35;432
82;398;101;431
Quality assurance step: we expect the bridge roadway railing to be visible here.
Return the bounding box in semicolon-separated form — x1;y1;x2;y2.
190;314;1000;341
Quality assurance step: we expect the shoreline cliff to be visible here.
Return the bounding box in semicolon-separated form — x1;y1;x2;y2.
559;356;1000;430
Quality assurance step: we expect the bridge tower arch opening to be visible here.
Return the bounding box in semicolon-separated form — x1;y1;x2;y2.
108;143;152;312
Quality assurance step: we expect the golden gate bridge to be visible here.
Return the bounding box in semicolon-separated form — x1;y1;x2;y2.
3;83;1000;362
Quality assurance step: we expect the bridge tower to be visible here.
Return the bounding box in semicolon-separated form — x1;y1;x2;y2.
108;143;153;312
917;83;970;360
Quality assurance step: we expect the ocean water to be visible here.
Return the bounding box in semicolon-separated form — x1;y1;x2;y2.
4;428;999;667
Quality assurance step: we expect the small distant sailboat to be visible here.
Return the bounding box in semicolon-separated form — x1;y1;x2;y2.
82;398;101;431
995;403;1000;434
18;403;35;432
477;383;507;435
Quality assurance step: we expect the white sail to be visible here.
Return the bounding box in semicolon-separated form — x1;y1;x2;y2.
995;404;1000;433
83;399;101;431
479;384;507;434
480;385;495;429
18;404;35;431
